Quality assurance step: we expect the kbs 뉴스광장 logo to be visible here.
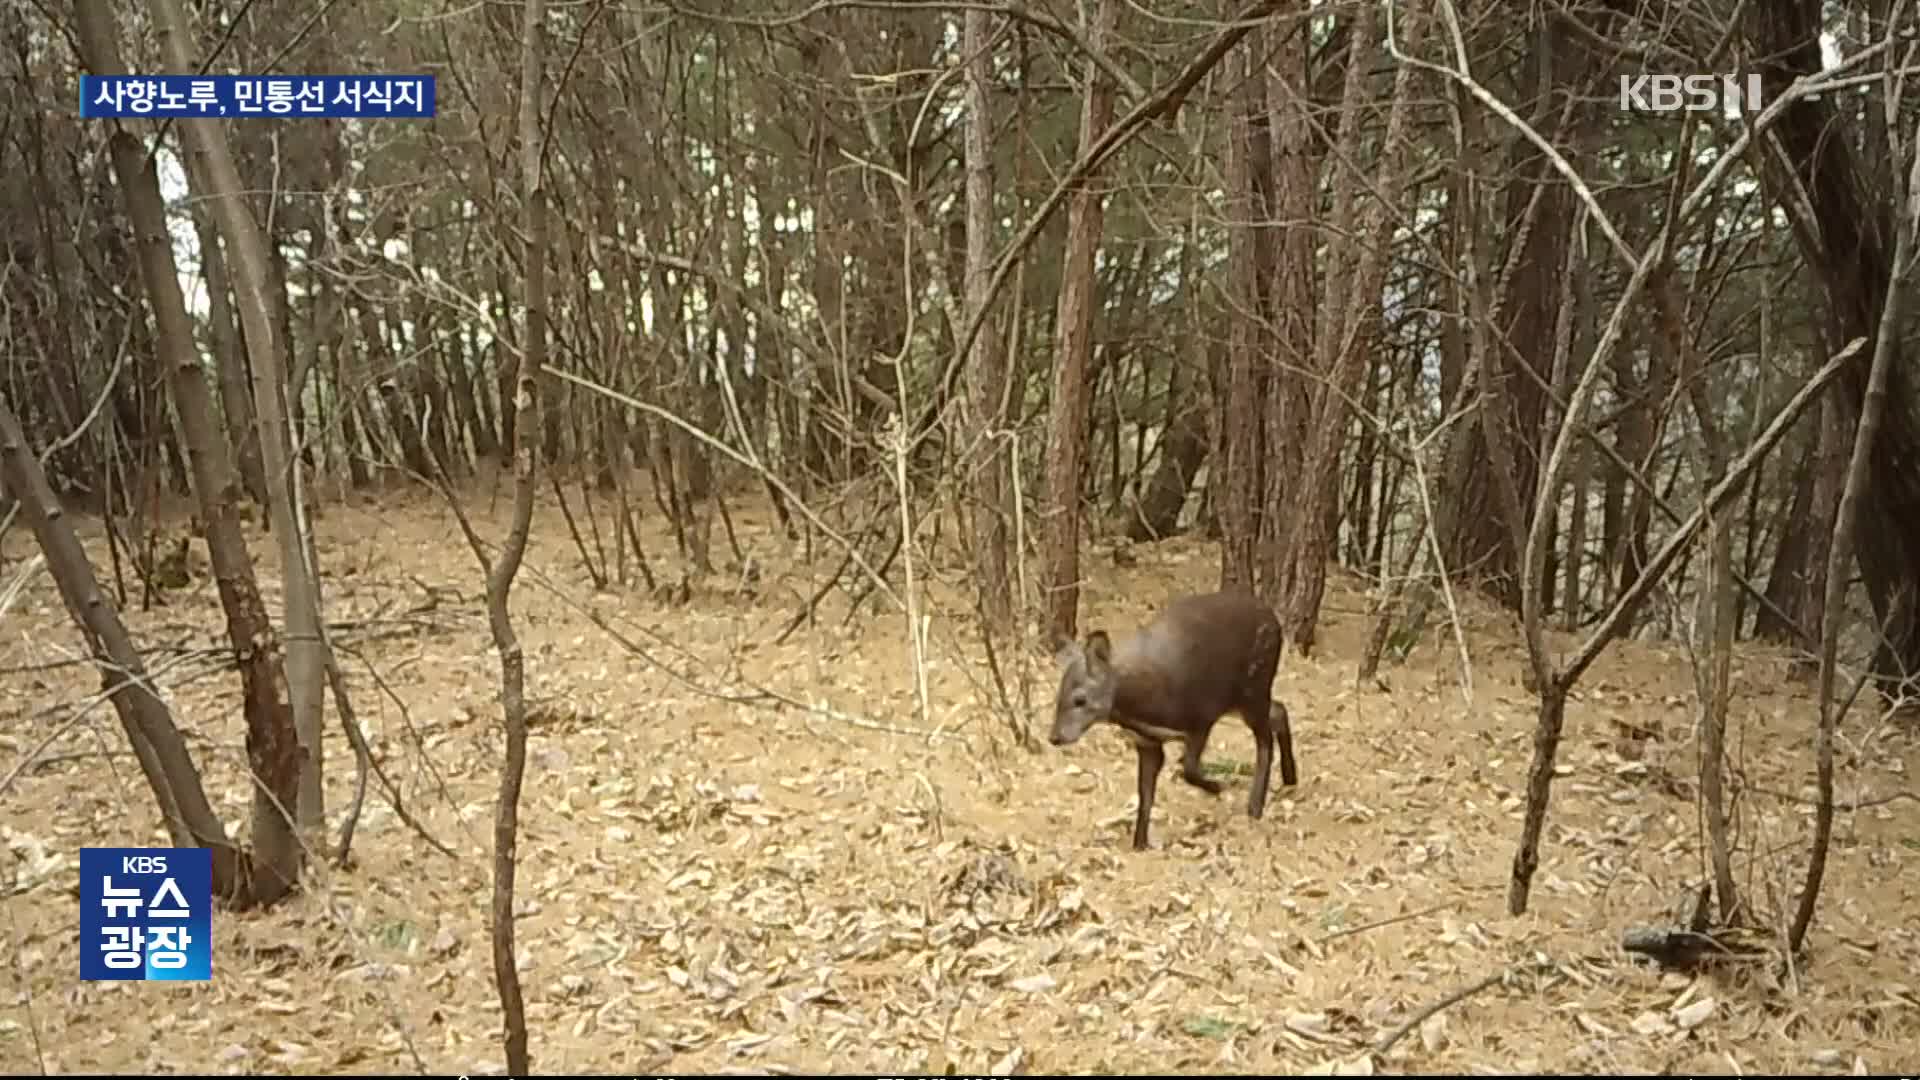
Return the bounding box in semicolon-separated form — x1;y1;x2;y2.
79;847;212;982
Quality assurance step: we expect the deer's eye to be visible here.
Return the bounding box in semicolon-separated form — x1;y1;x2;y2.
1072;693;1087;708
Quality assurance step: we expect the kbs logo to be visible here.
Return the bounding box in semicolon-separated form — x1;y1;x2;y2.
1618;73;1764;113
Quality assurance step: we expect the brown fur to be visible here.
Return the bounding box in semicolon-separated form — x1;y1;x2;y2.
1051;589;1299;850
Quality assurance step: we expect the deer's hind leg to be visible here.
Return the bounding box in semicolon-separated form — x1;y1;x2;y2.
1178;721;1224;795
1241;698;1274;819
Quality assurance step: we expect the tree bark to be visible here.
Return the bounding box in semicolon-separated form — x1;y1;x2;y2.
0;392;246;901
1281;0;1422;654
73;0;302;905
178;157;267;509
1041;0;1115;642
150;0;329;853
1255;10;1316;597
480;0;548;1069
1218;40;1266;592
1750;0;1920;690
963;5;1014;632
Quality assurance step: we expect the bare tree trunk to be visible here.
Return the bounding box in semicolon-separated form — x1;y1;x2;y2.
963;6;1013;633
1130;340;1212;540
1754;449;1816;646
0;393;247;900
1752;0;1920;689
73;0;302;905
1654;271;1740;922
410;235;455;476
1449;14;1609;610
1379;129;1483;663
1249;11;1312;597
1040;0;1114;642
1561;443;1588;630
180;166;267;509
1793;127;1920;952
475;0;548;1069
329;306;374;488
458;320;500;461
1344;355;1382;568
1610;337;1677;615
1281;0;1421;653
260;239;309;476
151;0;329;852
1443;72;1573;916
1218;40;1266;592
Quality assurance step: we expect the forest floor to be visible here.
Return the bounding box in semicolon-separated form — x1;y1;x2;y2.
2;479;1916;1076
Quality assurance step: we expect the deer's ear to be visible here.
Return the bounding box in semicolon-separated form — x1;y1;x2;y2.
1084;630;1112;665
1052;633;1082;668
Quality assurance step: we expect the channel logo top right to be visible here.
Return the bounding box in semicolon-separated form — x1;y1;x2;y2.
1619;73;1766;114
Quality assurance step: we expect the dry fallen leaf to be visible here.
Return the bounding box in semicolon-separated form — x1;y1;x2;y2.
1335;1053;1376;1075
1008;972;1056;994
1630;1010;1673;1037
1671;996;1715;1030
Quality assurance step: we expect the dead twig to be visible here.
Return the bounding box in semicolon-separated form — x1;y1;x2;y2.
1319;900;1455;943
1373;970;1509;1056
1744;784;1918;811
323;646;456;865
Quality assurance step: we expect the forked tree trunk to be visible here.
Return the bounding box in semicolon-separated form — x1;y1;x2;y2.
72;0;302;905
151;0;329;855
1654;271;1741;922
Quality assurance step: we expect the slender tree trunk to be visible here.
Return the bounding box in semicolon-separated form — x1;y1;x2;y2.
1450;14;1608;609
1281;0;1421;653
0;393;246;901
1655;271;1741;921
151;0;329;848
963;6;1013;632
1131;339;1213;540
180;163;268;509
1561;444;1588;630
1041;0;1115;642
482;0;548;1066
1754;449;1815;645
1793;123;1920;949
1219;40;1267;592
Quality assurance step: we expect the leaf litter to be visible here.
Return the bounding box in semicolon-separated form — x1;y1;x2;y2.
0;494;1915;1074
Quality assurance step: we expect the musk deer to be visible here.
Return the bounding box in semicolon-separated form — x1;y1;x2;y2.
1050;589;1298;850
